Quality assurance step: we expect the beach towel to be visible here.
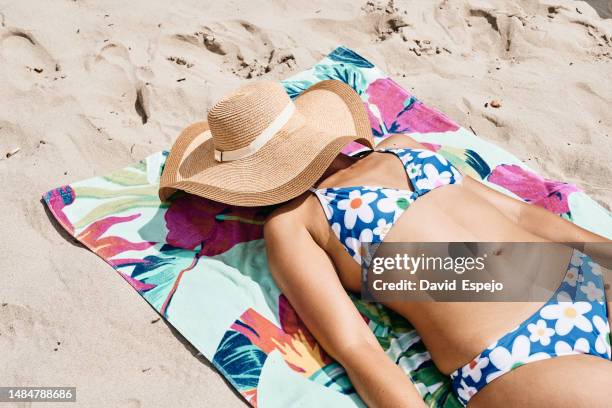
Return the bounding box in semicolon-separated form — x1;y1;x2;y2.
43;46;612;408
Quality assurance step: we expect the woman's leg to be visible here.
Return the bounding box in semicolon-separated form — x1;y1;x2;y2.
468;355;612;407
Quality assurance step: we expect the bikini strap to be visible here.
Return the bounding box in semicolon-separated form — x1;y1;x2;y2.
308;186;333;219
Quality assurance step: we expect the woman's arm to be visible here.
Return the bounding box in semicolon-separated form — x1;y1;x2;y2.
461;176;610;243
265;205;426;408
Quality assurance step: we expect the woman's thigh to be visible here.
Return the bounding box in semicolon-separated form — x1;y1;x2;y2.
468;355;612;408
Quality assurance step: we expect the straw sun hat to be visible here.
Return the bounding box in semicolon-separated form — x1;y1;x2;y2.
159;79;374;206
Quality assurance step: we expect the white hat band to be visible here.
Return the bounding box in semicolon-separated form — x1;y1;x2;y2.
214;102;295;162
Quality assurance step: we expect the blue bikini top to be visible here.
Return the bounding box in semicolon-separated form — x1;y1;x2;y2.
309;148;462;264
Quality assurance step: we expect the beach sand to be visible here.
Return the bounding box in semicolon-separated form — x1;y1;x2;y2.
587;0;612;18
0;0;610;406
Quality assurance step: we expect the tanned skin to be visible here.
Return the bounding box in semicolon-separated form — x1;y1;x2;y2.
265;134;612;407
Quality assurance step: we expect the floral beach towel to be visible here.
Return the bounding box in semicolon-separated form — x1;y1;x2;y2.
43;46;612;408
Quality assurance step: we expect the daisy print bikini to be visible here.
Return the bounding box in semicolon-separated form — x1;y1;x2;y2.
450;252;610;406
309;146;611;406
309;147;462;264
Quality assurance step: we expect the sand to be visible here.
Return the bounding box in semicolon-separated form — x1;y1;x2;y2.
588;0;612;18
0;0;610;406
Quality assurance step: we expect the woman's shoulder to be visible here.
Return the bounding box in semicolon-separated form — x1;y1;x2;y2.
265;193;330;243
266;193;316;229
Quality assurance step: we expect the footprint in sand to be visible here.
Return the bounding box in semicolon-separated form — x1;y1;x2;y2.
0;302;47;348
361;1;453;57
84;42;150;126
0;120;28;160
0;29;59;91
361;0;411;42
170;20;297;79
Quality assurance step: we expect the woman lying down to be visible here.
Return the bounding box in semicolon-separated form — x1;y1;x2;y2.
159;80;611;407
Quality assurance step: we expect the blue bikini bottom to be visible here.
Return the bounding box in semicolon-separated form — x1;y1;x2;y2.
450;250;611;406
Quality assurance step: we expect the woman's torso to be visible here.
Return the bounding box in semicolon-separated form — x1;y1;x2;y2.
302;135;571;374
